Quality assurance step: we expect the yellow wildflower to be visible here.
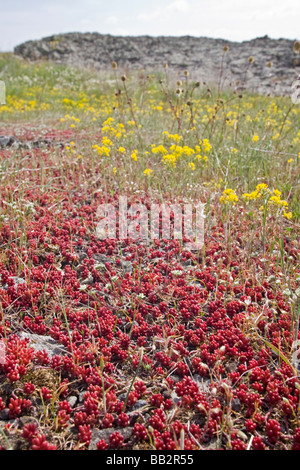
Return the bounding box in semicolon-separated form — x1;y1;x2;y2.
102;136;113;147
268;195;288;207
242;183;269;200
202;139;212;153
162;154;177;167
220;188;238;205
283;210;292;220
163;131;182;143
152;145;168;155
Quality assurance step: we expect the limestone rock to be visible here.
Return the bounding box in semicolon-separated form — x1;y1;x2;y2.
18;331;67;358
88;426;133;450
13;32;300;95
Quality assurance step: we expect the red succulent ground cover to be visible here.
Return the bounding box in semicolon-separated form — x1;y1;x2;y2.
0;129;299;451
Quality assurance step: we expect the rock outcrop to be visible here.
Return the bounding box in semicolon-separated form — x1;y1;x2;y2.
14;32;300;95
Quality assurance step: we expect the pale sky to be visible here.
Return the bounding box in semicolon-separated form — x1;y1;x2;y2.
0;0;299;52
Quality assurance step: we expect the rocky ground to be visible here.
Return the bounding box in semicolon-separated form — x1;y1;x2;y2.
14;32;300;96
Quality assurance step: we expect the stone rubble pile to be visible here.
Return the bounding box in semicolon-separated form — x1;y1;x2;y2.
14;32;300;95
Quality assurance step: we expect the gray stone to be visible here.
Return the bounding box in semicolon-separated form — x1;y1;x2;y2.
0;136;63;150
121;260;133;273
88;426;133;450
0;408;10;420
18;331;67;358
0;135;21;148
10;276;26;285
0;136;11;147
92;254;111;263
78;391;86;403
66;395;77;408
181;259;193;267
1;276;26;290
13;33;300;95
131;399;147;410
19;416;39;427
232;398;242;412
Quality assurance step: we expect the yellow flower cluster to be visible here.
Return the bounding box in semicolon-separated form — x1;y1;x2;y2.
199;138;212;153
102;117;126;139
242;184;292;219
162;153;177;167
268;189;288;208
131;150;138;161
220;188;239;205
242;183;269;200
162;131;182;143
92;136;113;157
92;144;110;157
0;95;45;113
152;137;212;168
152;145;168;155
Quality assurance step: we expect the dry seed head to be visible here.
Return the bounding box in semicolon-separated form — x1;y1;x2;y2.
248;56;254;63
112;61;118;69
121;75;127;82
223;45;229;53
267;61;272;68
184;70;189;77
294;41;300;54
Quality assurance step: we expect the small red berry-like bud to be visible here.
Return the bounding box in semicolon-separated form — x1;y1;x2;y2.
117;412;130;427
109;431;124;448
266;418;281;443
97;439;108;450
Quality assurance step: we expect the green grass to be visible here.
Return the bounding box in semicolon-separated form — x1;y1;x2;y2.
0;52;299;217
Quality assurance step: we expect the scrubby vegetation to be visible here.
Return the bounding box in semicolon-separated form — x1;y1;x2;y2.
0;53;299;450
